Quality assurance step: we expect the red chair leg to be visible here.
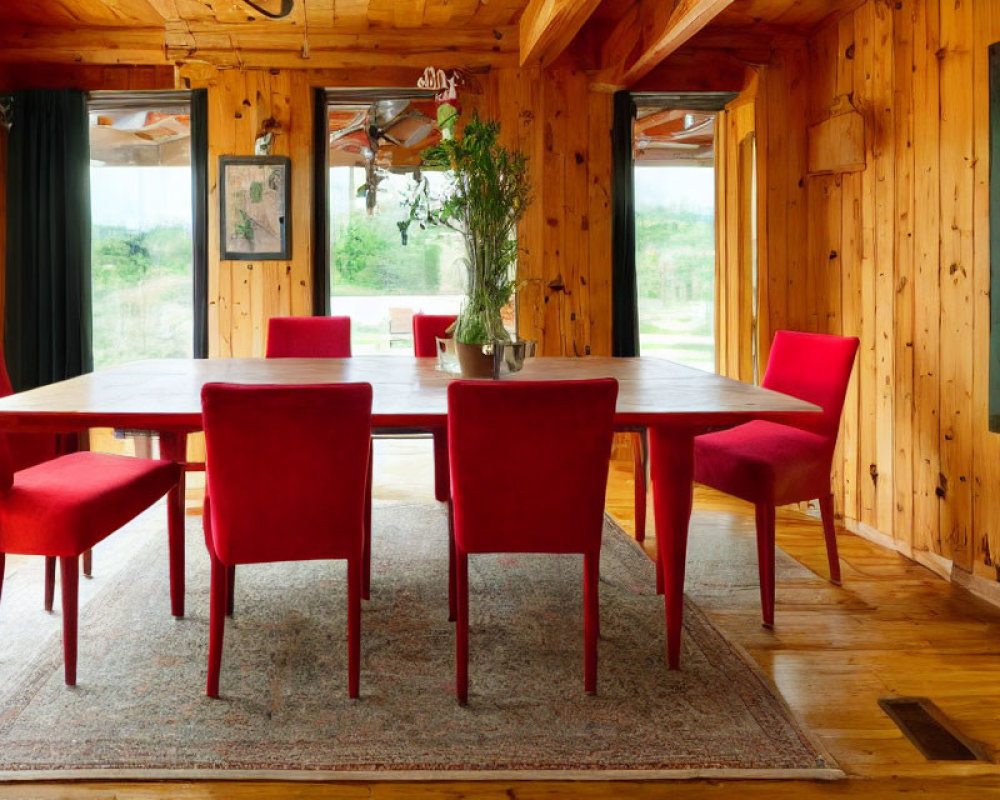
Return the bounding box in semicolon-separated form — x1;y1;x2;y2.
206;554;228;698
44;556;56;612
447;500;457;622
226;565;236;617
631;432;646;543
159;432;187;618
432;427;450;502
347;555;361;699
754;502;777;628
819;493;842;585
362;441;373;601
59;555;79;686
82;549;93;578
583;551;599;695
456;549;469;705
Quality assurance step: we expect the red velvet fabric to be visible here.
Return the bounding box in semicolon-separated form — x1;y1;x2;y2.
448;378;618;702
693;331;858;626
0;354;59;471
412;313;457;502
694;420;831;506
693;331;859;506
265;316;351;358
760;330;859;439
412;314;457;358
448;379;619;555
0;452;180;557
201;383;372;565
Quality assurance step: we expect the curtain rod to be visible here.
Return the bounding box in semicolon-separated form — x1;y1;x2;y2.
87;90;193;112
324;88;436;104
630;91;739;111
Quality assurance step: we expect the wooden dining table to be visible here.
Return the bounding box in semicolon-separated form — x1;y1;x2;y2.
0;355;817;670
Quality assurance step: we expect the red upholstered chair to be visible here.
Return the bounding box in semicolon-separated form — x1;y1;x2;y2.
260;314;373;602
0;353;88;607
412;313;457;503
447;378;618;704
266;315;351;358
412;313;456;357
693;330;860;627
201;383;372;698
0;440;179;685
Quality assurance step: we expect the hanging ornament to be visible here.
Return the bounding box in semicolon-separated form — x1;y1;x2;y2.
418;67;462;140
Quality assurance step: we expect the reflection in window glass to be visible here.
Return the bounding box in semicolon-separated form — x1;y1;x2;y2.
329;168;464;354
633;104;716;372
327;98;463;355
89;108;192;369
634;165;715;371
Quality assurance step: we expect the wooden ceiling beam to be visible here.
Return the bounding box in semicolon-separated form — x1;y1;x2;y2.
599;0;735;87
518;0;604;67
168;22;518;67
0;23;518;69
0;26;171;65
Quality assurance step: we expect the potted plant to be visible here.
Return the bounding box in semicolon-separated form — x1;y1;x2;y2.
399;112;531;377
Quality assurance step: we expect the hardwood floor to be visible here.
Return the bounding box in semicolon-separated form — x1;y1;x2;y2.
4;439;1000;798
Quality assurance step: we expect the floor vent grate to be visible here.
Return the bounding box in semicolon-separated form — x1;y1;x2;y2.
879;697;990;762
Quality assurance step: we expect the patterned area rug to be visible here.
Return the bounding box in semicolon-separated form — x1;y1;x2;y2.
0;500;840;780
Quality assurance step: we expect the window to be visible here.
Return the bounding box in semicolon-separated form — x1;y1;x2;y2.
326;94;464;354
633;106;717;372
88;93;195;369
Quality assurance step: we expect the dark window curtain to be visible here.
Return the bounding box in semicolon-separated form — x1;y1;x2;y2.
312;87;330;316
611;90;638;358
190;89;209;358
4;90;92;391
990;42;1000;431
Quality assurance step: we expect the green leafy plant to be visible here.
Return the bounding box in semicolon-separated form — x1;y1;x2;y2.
399;113;531;344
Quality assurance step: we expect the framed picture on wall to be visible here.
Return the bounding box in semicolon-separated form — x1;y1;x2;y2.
219;155;291;260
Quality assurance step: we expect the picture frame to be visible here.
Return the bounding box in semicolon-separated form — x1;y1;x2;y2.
219;155;291;260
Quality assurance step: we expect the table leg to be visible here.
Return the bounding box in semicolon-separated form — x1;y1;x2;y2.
158;432;187;618
648;426;695;670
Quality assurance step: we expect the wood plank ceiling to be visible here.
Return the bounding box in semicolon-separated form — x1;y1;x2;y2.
0;0;865;83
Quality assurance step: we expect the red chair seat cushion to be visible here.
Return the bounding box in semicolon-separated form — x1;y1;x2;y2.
694;420;831;506
0;452;179;557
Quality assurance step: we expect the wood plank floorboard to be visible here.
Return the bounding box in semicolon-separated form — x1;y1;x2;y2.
4;440;1000;798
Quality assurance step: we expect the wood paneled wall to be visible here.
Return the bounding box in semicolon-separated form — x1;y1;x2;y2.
180;65;315;358
715;75;758;382
755;0;1000;583
477;68;614;357
176;64;614;358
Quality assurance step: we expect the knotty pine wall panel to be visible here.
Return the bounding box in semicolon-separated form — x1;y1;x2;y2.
714;80;757;384
182;66;314;358
484;67;613;357
768;0;1000;582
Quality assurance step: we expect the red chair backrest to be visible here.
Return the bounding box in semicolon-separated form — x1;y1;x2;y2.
412;314;457;357
761;330;860;441
202;383;372;564
448;378;618;555
0;351;58;472
266;316;351;358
